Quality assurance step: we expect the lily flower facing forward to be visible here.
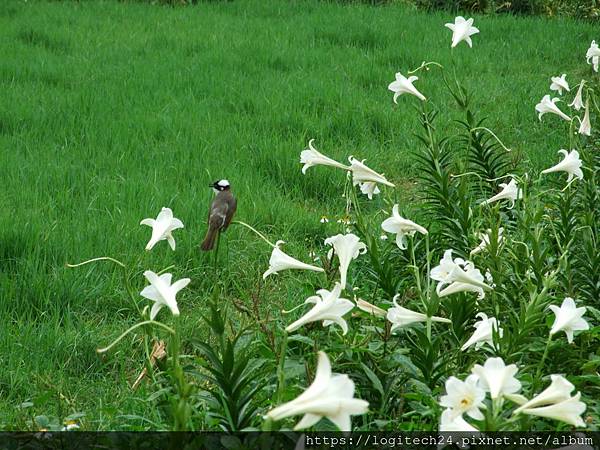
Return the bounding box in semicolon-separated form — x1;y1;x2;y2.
358;181;380;200
439;409;479;432
586;40;600;72
541;150;584;183
430;250;492;299
514;375;576;414
324;233;367;289
355;298;387;318
470;228;504;256
549;297;589;343
471;357;521;400
348;156;395;195
140;270;190;320
300;139;349;174
461;313;503;351
381;205;428;250
263;241;325;279
140;207;184;251
386;295;451;331
388;72;426;102
265;351;369;431
286;283;354;335
440;374;485;421
480;178;522;209
569;81;585;110
579;104;591;136
550;74;570;95
535;95;571;122
445;16;479;48
519;392;587;427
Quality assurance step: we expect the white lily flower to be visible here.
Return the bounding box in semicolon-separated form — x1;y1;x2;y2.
549;297;589;344
388;72;426;102
263;241;325;279
381;205;428;250
440;374;485;420
569;81;585;110
286;283;354;335
536;95;571;122
586;40;600;72
445;16;479;48
472;357;521;400
300;139;349;174
514;375;575;414
431;250;492;298
541;150;584;183
358;181;380;199
439;409;479;432
480;178;522;209
348;156;395;189
324;233;367;289
355;298;387;318
386;295;450;331
579;104;591;136
461;313;503;351
140;270;190;320
265;351;369;431
520;392;587;428
550;74;570;95
140;207;184;251
470;228;504;256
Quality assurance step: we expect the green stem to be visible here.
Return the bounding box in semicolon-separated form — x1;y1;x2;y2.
275;333;288;405
232;221;276;248
534;333;553;390
97;320;175;354
66;256;126;268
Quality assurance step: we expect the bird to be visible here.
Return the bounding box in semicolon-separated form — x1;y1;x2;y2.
200;179;237;251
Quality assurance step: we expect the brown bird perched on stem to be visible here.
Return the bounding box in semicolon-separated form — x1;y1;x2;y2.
200;179;237;251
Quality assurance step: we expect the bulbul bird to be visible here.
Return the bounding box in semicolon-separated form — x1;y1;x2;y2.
200;179;237;251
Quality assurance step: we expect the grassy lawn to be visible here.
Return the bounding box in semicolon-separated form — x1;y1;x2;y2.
0;0;597;429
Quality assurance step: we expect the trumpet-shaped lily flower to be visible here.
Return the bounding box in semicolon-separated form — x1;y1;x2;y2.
586;40;600;72
348;156;395;191
263;241;325;279
439;409;479;432
550;74;570;95
388;72;426;102
519;392;587;428
358;181;380;200
569;81;585;110
381;205;428;250
355;298;387;318
579;104;591;136
461;313;503;351
324;233;367;289
541;150;584;183
536;95;571;122
514;375;575;414
472;357;521;400
265;351;369;431
549;297;589;343
386;295;450;331
445;16;479;48
431;250;492;299
140;270;190;320
440;374;485;420
480;178;522;209
286;283;354;335
470;228;504;256
140;207;184;251
300;140;349;174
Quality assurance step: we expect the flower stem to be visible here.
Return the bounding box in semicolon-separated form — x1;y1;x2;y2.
275;333;288;405
232;221;276;248
66;256;126;268
97;320;175;354
534;333;553;390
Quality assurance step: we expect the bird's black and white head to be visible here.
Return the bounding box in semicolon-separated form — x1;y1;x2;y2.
211;179;231;193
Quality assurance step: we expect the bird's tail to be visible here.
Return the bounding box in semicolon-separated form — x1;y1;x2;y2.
200;226;218;251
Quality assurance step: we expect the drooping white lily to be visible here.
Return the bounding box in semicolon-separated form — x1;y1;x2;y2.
140;207;184;251
550;74;570;95
480;178;522;209
348;156;395;190
263;241;325;279
519;392;587;428
569;81;585;110
471;357;521;400
461;313;503;351
579;104;591;136
358;181;380;200
381;205;428;250
586;40;600;72
440;374;485;420
470;228;504;256
514;375;575;414
386;294;450;331
439;409;479;432
549;297;589;344
324;233;367;289
388;72;426;102
140;270;190;320
431;250;492;298
541;150;584;183
265;351;369;431
300;140;349;174
535;95;571;122
286;283;354;335
355;298;387;318
445;16;479;48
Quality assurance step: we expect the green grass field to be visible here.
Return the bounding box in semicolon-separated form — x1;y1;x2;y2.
0;0;597;429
